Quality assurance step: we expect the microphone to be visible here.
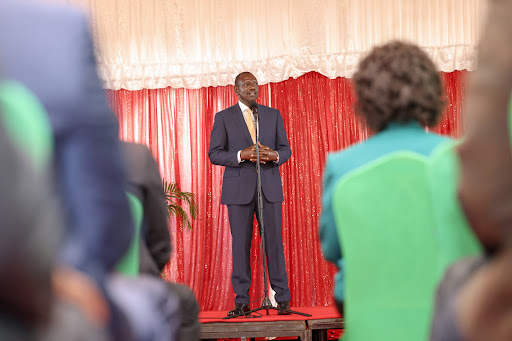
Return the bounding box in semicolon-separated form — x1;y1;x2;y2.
249;101;259;142
249;101;258;120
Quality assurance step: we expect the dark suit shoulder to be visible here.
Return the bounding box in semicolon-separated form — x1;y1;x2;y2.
216;104;240;115
122;141;151;155
257;105;281;120
121;142;151;165
213;105;243;125
256;104;278;111
121;142;160;187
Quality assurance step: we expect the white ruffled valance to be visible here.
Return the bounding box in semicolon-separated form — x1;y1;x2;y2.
50;0;486;90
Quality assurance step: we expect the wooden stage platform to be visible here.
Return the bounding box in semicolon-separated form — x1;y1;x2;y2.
199;306;344;341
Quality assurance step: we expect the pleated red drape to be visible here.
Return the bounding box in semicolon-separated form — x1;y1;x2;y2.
107;70;468;311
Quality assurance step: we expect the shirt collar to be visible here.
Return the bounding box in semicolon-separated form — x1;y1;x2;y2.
238;101;250;113
385;121;423;130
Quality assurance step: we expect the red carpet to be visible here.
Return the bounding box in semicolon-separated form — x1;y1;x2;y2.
199;306;341;323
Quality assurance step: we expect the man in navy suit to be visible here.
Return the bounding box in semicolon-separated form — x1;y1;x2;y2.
209;72;292;316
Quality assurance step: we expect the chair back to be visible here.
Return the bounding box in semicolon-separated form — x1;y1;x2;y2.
0;80;53;169
116;192;144;277
333;152;440;341
427;140;482;271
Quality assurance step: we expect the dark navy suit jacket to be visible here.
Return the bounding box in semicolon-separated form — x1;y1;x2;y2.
121;142;171;276
0;1;133;285
209;104;291;205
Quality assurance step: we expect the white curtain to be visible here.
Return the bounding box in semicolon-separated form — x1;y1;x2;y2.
50;0;486;90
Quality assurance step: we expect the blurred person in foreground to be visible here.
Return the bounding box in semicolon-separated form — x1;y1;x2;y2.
320;40;449;314
0;77;109;341
0;114;58;339
0;1;134;339
120;141;199;341
430;0;512;340
113;142;199;341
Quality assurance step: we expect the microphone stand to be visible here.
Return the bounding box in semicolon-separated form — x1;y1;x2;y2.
224;104;310;319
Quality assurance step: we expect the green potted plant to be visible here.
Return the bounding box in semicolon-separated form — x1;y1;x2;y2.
162;179;198;230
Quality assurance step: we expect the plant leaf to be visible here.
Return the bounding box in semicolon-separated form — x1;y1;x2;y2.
162;179;198;230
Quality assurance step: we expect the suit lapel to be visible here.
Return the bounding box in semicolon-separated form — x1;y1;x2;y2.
256;106;267;144
231;105;254;145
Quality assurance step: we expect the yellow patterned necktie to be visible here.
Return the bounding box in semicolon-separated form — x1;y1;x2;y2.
244;108;256;144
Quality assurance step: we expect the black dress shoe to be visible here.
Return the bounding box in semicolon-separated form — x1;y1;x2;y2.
277;301;291;315
227;303;250;317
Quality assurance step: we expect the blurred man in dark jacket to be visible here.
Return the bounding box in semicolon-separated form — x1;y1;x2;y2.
121;141;200;341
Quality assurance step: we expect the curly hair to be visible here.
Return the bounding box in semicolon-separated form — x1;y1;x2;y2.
353;41;445;132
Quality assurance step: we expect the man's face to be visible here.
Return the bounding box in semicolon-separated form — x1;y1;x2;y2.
235;73;259;106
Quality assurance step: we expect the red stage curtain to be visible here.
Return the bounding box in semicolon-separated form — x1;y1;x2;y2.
107;70;468;311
